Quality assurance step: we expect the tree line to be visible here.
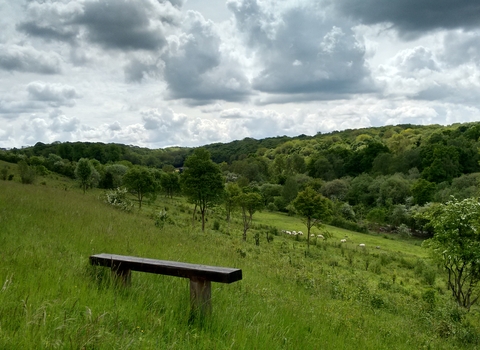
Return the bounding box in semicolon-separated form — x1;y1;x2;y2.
2;121;480;237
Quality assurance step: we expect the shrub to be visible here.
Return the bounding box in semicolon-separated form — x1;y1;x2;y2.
155;210;173;229
35;165;49;176
1;166;8;180
330;217;369;233
18;160;36;184
105;187;134;212
266;202;278;212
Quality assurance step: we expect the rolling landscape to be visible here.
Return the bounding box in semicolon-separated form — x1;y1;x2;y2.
2;122;480;349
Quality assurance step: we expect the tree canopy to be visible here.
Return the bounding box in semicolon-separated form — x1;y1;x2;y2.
180;148;225;231
293;187;332;249
422;197;480;310
123;166;158;209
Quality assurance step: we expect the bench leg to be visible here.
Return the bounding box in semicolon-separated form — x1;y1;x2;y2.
189;277;211;315
112;267;131;286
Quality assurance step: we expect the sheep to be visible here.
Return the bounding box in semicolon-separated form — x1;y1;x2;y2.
292;230;297;235
310;234;315;237
340;239;347;243
317;234;325;239
298;231;303;235
286;230;292;235
359;243;366;248
376;246;381;249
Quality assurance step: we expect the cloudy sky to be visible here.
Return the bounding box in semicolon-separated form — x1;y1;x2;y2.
1;0;480;149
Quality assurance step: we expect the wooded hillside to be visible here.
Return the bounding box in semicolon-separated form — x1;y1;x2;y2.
2;122;480;236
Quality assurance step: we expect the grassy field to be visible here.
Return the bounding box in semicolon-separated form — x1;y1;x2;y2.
1;163;479;349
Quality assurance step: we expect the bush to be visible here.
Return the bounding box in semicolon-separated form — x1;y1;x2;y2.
155;210;174;229
105;187;134;212
18;160;36;184
330;217;369;233
1;166;8;180
266;202;278;211
35;165;49;176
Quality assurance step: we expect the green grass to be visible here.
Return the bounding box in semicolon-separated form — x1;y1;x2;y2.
1;169;479;349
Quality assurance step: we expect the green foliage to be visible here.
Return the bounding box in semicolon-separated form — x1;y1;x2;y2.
1;165;9;180
422;197;480;309
105;187;134;212
18;160;36;184
412;178;436;205
235;190;264;241
123;166;158;209
180;148;224;231
75;158;92;193
224;182;241;222
293;187;332;248
154;209;173;229
160;171;180;198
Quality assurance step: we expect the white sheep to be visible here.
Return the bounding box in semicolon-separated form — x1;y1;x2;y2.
310;234;315;237
376;246;381;249
292;230;297;235
340;239;347;243
286;230;291;235
317;234;325;239
359;243;366;248
298;231;303;235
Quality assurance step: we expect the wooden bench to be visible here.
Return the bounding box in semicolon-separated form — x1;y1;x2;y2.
89;253;242;315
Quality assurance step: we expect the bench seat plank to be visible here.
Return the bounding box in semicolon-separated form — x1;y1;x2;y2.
89;253;242;284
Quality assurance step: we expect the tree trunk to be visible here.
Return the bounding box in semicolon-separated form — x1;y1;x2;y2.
192;203;197;227
306;217;311;249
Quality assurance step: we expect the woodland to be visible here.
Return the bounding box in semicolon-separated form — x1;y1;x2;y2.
2;121;480;237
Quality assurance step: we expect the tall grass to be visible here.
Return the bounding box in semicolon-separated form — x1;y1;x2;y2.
0;176;479;349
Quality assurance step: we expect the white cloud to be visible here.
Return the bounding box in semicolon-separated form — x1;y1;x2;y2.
1;0;480;149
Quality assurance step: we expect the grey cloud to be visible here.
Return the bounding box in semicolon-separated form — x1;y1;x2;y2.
17;21;78;43
27;82;79;107
18;0;178;52
0;100;43;119
441;31;480;65
73;0;167;51
414;85;480;105
0;45;62;74
109;121;122;131
229;1;375;100
333;0;480;38
162;11;251;103
16;1;82;43
124;57;162;83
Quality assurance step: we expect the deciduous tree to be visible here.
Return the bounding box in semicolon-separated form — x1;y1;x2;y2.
293;187;332;249
180;148;224;231
235;190;263;241
75;158;92;193
123;166;158;209
422;197;480;310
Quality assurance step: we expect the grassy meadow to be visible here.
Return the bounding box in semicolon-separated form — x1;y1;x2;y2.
1;162;480;349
